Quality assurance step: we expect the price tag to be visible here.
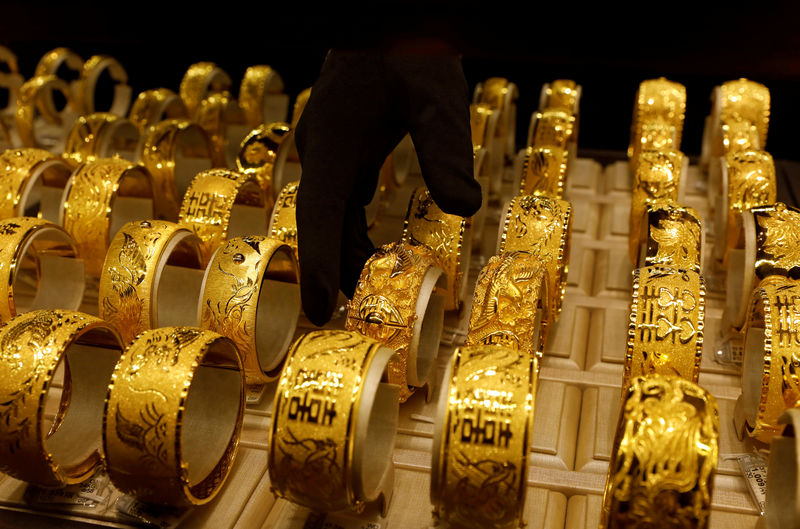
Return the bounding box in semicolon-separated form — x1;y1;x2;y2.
737;453;768;515
25;473;110;508
115;495;191;529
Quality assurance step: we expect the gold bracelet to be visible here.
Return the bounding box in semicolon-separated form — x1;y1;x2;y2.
519;145;568;198
269;330;398;515
0;310;124;487
530;109;575;150
600;374;719;529
628;78;686;164
465;251;547;354
269;180;299;260
721;119;760;154
431;344;536;529
625;266;705;388
291;88;312;128
542;79;579;114
99;220;203;344
140;118;215;220
0;46;22;119
62;158;154;277
194;90;242;167
236;122;291;207
178;168;268;266
0;148;71;221
477;77;510;111
76;55;130;116
499;194;571;321
63;112;139;168
345;241;446;403
14;75;71;148
239;65;285;127
636;199;703;274
179;62;232;117
128;88;187;133
104;326;245;506
751;203;800;279
720;78;770;146
33;47;82;114
200;236;299;401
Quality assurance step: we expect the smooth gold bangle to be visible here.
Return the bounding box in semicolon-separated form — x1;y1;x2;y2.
269;330;398;516
140;118;215;220
542;79;579;114
600;374;719;529
530;109;575;150
519;145;568;198
99;220;203;344
628;78;686;162
62;112;140;168
625;266;705;388
0;148;72;221
239;65;285;127
179;62;232;117
431;344;536;529
345;241;446;403
128;88;187;133
14;75;71;148
236;122;292;207
178;168;268;266
290;88;311;128
636;199;703;274
498;194;571;321
268;180;299;261
76;55;131;116
0;310;124;487
720;78;770;146
33;47;82;114
104;326;245;506
200;236;299;402
61;158;154;277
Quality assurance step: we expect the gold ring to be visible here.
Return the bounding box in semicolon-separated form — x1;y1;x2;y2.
519;145;568;198
33;47;83;114
239;65;285;127
345;241;446;403
626;266;705;388
104;326;245;506
636;199;703;274
542;79;579;114
290;88;312;128
628;78;686;166
530;109;575;150
99;219;204;344
179;62;232;117
0;310;124;487
269;330;398;516
600;374;719;529
0;148;72;221
200;236;299;402
128;88;187;133
236;122;292;207
76;55;130;116
269;180;300;261
61;158;154;276
14;75;71;148
178;168;268;266
62;112;140;168
720;78;770;147
431;344;536;529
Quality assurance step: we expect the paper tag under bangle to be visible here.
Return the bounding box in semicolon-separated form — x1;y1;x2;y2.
737;453;768;515
25;473;110;508
115;495;191;529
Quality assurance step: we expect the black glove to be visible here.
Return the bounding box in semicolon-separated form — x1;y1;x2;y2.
295;49;482;326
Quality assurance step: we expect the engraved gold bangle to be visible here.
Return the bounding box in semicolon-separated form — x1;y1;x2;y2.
720;78;770;147
0;310;124;487
498;194;571;321
200;236;299;401
0;148;71;221
14;75;71;148
269;330;398;515
542;79;579;114
519;145;568;198
140;118;215;220
62;112;140;168
194;90;244;167
128;88;187;133
239;65;285;127
345;241;446;403
179;62;232;117
99;220;203;344
530;109;575;150
268;180;299;260
236;122;291;206
636;199;703;274
61;158;154;277
33;47;83;114
76;55;131;116
628;78;686;163
290;88;312;129
625;266;705;388
600;374;719;529
431;344;536;529
104;327;245;506
178;168;268;266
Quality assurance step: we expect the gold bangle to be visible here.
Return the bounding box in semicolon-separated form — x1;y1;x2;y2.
14;75;71;148
33;47;82;114
62;158;154;277
236;122;291;207
200;236;299;401
76;55;130;116
750;203;800;279
140;118;215;220
194;90;241;167
178;168;268;266
530;109;575;149
128;88;187;133
636;199;703;274
239;65;285;127
470;102;494;154
628;78;686;161
99;220;203;344
290;87;312;128
478;77;510;111
519;145;568;198
0;148;71;221
600;374;719;529
0;309;124;487
720;78;770;146
62;112;140;168
269;180;299;261
402;187;472;312
345;241;446;403
269;330;398;515
465;251;547;354
179;62;232;117
498;194;571;321
721;119;760;154
104;326;245;506
431;344;536;529
542;79;579;114
625;266;705;388
0;46;22;118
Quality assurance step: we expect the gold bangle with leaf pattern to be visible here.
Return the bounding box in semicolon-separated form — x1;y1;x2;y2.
637;199;703;274
750;202;800;280
0;148;71;221
128;88;187;133
239;65;285;127
179;62;232;117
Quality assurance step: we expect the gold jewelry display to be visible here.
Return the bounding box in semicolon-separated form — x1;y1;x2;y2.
720;78;770;146
519;145;568;198
628;78;686;165
104;326;245;506
600;374;719;529
530;109;575;149
626;266;705;387
470;102;494;153
200;236;299;401
636;199;703;274
465;251;547;354
14;75;71;148
194;90;246;167
179;62;232;117
345;241;446;403
268;180;299;260
99;220;203;344
269;330;398;516
140;118;214;220
0;310;124;487
76;55;131;116
178;168;268;266
542;79;579;114
290;88;311;128
498;194;571;321
721;119;760;154
0;148;71;221
33;47;83;114
431;344;536;529
239;65;285;127
236;122;292;206
61;158;154;276
62;112;139;167
128;88;187;132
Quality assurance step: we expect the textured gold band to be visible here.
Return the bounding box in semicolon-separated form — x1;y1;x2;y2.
750;203;800;280
530;109;575;150
0;148;71;221
628;78;686;167
179;62;232;117
76;54;130;116
236;122;291;207
637;199;703;274
720;78;770;146
14;75;71;148
519;145;568;198
128;88;188;133
543;79;579;114
239;65;284;127
268;180;299;261
194;90;240;167
63;112;139;168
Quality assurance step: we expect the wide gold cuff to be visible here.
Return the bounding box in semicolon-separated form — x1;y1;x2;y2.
542;79;580;114
431;344;536;529
236;122;292;207
128;88;188;133
636;199;703;274
14;75;71;148
268;180;299;260
519;145;568;198
269;330;398;515
720;78;770;146
62;112;139;168
0;148;71;221
0;310;124;487
345;241;446;403
200;236;299;401
179;62;232;117
239;65;285;127
104;327;245;506
628;78;686;164
76;54;131;116
600;374;719;529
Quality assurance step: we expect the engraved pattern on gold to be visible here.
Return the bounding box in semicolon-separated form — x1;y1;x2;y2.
129;88;187;132
531;109;574;150
724;150;776;261
0;148;60;218
239;65;283;127
179;62;231;117
470;103;494;153
753;203;800;277
628;78;686;169
63;112;120;167
270;180;300;261
194;90;236;167
236;122;291;204
720;79;770;146
544;79;578;113
721;120;759;154
644;201;702;273
519;145;568;198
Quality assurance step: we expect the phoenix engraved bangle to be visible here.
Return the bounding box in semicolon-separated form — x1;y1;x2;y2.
128;88;187;133
239;65;285;127
76;54;131;116
0;148;71;221
62;112;139;168
179;62;232;117
636;199;703;274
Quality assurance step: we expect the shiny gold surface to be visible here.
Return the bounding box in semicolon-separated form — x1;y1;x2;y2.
721;119;760;154
179;62;231;117
543;79;579;113
639;200;702;274
239;65;284;127
236;122;291;204
531;109;575;150
34;47;82;78
628;78;686;165
0;148;70;218
751;203;800;280
194;90;237;167
470;103;494;154
76;55;129;115
720;78;770;147
62;112;121;167
128;88;187;133
519;145;568;198
290;88;311;129
14;75;71;147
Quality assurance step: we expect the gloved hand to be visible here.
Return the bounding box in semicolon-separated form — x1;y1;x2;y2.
295;48;483;326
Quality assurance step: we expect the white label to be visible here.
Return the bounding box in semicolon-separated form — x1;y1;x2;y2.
738;453;768;515
25;473;110;508
115;495;191;529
